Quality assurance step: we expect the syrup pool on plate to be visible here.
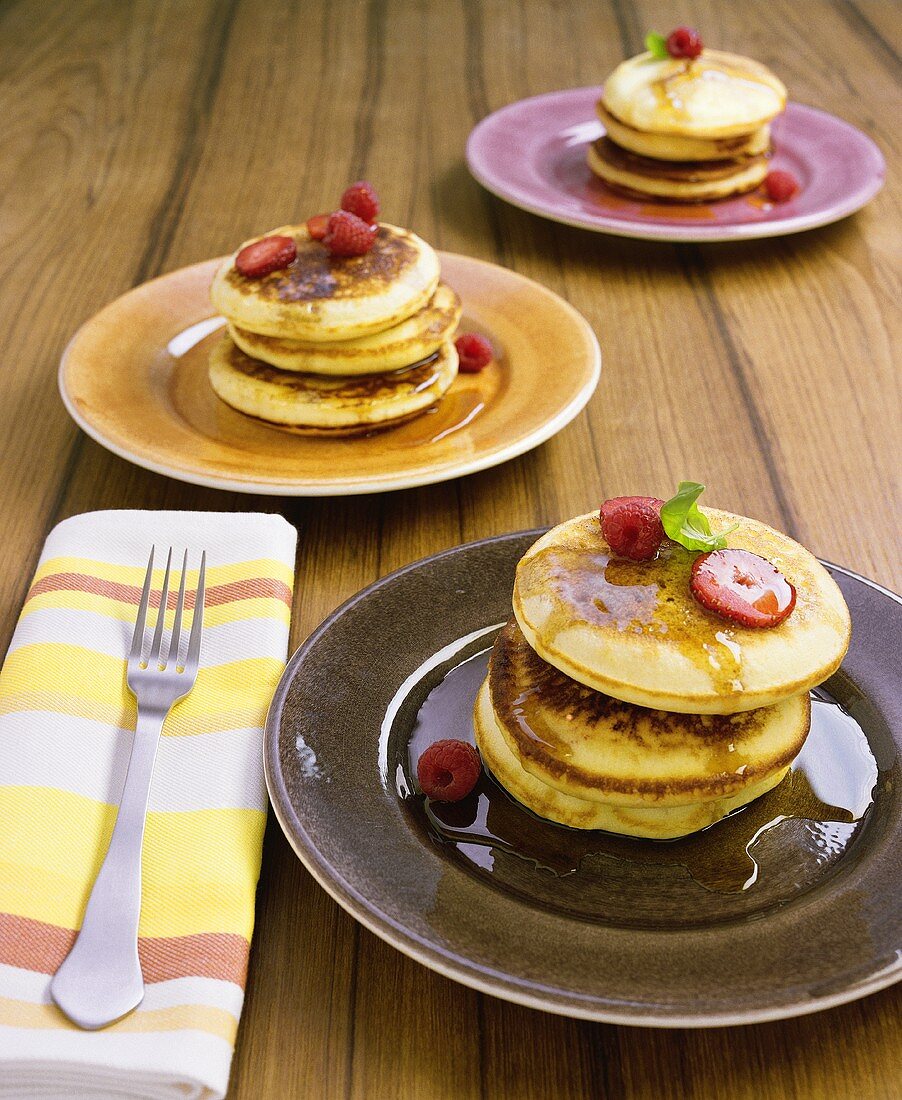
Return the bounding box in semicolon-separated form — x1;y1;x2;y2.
393;635;878;931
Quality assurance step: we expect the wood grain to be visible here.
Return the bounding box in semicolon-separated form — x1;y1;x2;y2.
0;0;899;1097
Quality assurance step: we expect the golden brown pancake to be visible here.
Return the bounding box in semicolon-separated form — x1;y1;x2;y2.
602;50;787;139
587;137;768;202
210;223;440;342
475;679;790;838
487;618;809;806
228;283;461;375
208;333;457;431
596;101;770;162
513;512;851;714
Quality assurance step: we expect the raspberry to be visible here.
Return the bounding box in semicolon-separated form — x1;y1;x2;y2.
600;496;665;561
454;332;494;373
666;26;703;59
340;180;380;224
417;739;482;802
234;235;297;279
691;549;797;628
764;170;800;203
323;210;378;257
306;213;330;240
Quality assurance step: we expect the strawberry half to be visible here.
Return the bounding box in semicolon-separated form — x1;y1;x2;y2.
690;549;796;628
235;235;297;278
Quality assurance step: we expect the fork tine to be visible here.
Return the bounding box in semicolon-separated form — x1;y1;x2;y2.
168;550;189;668
128;548;155;665
148;548;172;666
184;551;206;676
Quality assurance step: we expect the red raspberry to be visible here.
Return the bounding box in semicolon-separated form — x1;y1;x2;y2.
322;210;378;257
666;26;703;59
417;739;482;802
600;496;665;561
234;235;297;278
306;213;330;240
454;332;494;373
764;170;800;203
340;180;380;223
691;549;796;628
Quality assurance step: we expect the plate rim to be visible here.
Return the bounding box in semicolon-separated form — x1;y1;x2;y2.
57;254;601;497
466;92;887;243
264;530;902;1027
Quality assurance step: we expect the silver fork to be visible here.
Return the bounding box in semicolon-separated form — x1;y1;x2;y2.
51;547;206;1030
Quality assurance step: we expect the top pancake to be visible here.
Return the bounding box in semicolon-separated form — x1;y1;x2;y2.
513;511;851;714
210;223;441;342
602;49;787;138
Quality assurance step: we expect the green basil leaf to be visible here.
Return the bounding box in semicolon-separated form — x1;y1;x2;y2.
645;31;669;59
660;481;738;552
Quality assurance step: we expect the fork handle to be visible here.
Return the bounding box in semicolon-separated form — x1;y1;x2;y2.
50;708;164;1029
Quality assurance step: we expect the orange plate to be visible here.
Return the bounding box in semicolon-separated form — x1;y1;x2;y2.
59;253;601;496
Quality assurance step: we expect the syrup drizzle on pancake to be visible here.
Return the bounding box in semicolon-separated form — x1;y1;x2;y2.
517;540;747;695
648;58;783;123
492;618;786;796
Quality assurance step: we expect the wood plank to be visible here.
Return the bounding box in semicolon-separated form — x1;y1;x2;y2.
0;0;229;641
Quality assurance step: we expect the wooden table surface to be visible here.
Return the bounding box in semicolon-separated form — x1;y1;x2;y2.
2;0;899;1096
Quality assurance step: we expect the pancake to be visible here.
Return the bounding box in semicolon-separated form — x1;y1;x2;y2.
475;680;790;838
488;617;809;806
602;49;786;139
229;283;461;375
512;511;851;714
210;223;440;342
596;101;770;162
587;137;768;202
208;333;457;431
229;408;428;439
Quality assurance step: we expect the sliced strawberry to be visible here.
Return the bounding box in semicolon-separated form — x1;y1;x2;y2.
690;549;796;628
306;213;330;240
235;235;297;278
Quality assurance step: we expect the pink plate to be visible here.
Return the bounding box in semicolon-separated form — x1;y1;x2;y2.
466;89;885;243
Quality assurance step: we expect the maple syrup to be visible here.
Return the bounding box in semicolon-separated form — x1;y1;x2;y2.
395;637;878;930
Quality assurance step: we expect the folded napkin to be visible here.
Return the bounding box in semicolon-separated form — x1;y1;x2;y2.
0;510;297;1100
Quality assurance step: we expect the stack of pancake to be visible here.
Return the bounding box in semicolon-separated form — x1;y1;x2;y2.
475;511;851;839
589;50;787;202
209;223;461;435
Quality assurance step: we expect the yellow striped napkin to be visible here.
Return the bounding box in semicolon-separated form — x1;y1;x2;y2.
0;510;297;1100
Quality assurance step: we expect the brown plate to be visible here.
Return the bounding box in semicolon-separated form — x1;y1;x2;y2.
264;530;901;1025
59;255;600;495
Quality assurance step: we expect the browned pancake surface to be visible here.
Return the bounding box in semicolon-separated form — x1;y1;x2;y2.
596;102;767;157
591;137;767;183
489;618;810;800
231;285;460;359
221;341;445;401
224;226;422;304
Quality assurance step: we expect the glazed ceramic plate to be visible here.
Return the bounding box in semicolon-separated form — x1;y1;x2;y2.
466;92;886;242
265;531;901;1026
58;255;600;496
